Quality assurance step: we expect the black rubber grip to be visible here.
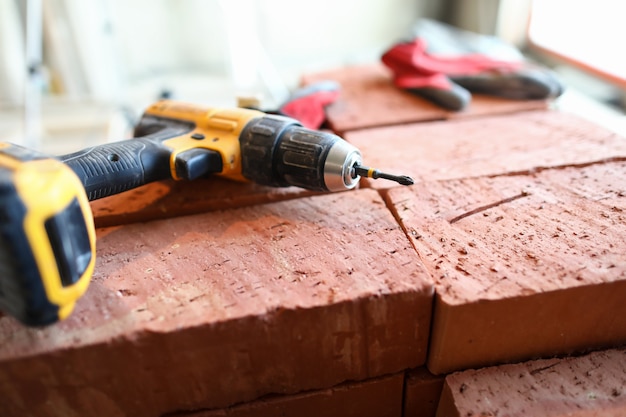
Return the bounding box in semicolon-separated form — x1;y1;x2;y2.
61;118;193;201
61;138;172;201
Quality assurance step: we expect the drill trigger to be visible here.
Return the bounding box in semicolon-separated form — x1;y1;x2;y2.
174;148;223;181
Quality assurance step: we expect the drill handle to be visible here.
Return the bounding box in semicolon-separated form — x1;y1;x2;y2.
61;120;192;201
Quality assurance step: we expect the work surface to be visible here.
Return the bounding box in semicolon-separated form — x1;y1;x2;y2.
2;64;626;417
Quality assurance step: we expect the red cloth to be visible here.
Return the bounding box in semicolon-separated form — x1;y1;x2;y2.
382;38;522;90
280;89;340;130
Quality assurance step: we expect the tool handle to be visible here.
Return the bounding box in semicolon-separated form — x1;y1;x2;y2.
61;139;169;200
61;121;192;201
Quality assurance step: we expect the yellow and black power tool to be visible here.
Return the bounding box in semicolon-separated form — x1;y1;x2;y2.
0;100;413;326
0;144;95;326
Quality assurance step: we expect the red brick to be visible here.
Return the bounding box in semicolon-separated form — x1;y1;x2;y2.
171;373;403;417
437;348;626;417
403;367;445;417
90;177;316;228
346;110;626;190
385;161;626;374
0;189;432;417
300;64;549;133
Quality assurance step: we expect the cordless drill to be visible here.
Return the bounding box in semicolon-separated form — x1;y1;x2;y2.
0;100;413;326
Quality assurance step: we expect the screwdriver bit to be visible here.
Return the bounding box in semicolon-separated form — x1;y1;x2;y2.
353;165;414;186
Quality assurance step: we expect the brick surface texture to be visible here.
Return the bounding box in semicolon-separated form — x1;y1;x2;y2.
90;177;318;228
386;161;626;374
346;110;626;190
403;367;446;417
171;373;403;417
437;348;626;417
0;189;432;417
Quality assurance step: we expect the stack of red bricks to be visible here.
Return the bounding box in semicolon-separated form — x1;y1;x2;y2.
2;63;626;417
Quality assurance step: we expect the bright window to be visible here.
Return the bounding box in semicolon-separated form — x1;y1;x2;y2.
528;0;626;88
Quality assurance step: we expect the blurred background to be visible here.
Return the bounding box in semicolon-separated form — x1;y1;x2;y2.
1;0;625;153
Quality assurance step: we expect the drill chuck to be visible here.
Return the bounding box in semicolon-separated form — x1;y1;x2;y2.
322;139;362;191
239;115;361;192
